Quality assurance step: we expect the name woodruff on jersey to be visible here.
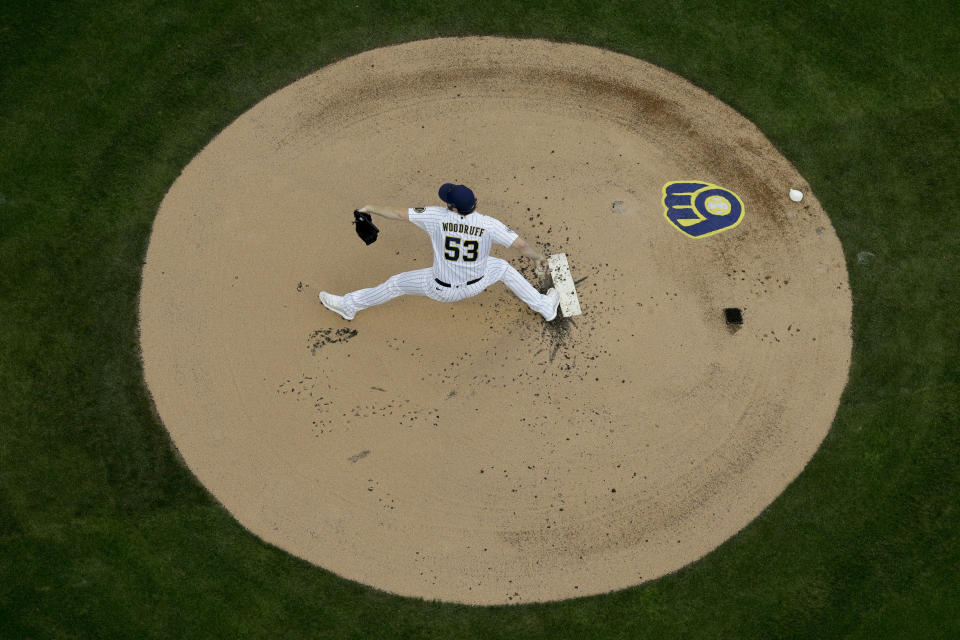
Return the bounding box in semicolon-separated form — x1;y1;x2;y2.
442;222;485;237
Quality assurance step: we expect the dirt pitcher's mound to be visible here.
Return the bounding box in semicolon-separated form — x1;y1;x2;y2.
139;37;851;605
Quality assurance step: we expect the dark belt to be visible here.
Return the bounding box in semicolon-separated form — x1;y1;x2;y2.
435;276;483;288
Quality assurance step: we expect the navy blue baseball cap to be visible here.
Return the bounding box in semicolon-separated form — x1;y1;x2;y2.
438;183;477;213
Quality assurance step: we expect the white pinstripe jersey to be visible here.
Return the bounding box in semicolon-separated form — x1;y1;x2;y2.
408;206;519;284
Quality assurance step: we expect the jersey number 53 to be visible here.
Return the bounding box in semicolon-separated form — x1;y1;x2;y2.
443;236;479;262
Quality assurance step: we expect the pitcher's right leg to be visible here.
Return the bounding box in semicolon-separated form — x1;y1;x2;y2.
489;258;560;320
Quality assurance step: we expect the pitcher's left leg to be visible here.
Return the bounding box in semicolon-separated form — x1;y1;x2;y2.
338;268;433;316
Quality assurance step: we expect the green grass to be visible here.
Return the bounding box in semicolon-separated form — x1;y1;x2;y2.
2;0;958;637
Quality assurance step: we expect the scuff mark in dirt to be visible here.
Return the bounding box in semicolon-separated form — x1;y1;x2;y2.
309;328;358;354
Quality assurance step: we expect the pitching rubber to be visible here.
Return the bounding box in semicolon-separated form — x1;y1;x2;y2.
547;253;582;318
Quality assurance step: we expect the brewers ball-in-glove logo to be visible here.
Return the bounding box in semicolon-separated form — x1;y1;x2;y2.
662;181;744;238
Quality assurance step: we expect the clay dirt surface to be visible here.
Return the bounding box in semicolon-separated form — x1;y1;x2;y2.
139;37;852;605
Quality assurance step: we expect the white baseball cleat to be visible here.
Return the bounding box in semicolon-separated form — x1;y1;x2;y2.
318;291;355;321
543;288;561;321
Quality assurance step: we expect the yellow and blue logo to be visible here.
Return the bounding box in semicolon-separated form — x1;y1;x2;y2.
662;181;744;238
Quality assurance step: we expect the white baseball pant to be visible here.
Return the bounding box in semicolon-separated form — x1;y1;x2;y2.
340;257;554;318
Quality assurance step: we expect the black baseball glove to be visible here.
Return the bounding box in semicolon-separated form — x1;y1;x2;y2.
353;210;379;245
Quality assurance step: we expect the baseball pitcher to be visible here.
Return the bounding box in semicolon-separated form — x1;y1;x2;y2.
318;183;560;322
